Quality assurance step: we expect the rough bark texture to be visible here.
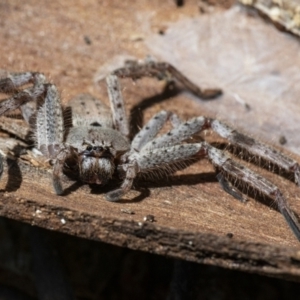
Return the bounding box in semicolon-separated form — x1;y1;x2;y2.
1;0;300;282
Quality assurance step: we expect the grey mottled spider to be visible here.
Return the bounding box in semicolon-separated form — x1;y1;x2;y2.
0;59;300;241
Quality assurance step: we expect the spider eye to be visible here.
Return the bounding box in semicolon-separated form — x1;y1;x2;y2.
86;145;93;151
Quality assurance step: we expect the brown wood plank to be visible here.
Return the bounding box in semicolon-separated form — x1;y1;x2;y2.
1;0;300;281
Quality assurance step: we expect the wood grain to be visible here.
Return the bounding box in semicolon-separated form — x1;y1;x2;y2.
1;0;300;281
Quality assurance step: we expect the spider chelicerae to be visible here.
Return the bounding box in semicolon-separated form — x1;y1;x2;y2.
0;59;299;241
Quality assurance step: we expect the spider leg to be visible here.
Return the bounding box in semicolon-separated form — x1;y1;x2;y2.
105;69;220;145
142;116;211;151
0;72;46;117
0;72;65;195
106;75;130;138
107;111;300;239
106;76;179;144
0;72;64;158
105;161;139;201
35;84;64;158
130;110;172;152
111;59;222;99
106;143;207;201
0;72;45;93
106;114;212;201
106;72;300;189
169;113;182;128
210;119;300;187
52;148;70;195
216;173;246;203
207;145;300;240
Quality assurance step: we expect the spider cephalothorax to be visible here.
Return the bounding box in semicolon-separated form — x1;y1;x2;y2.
63;126;129;185
0;59;300;241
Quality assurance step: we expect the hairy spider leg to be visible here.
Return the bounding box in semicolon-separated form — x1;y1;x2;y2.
111;59;222;99
103;87;300;240
105;113;212;201
109;125;300;240
0;72;64;157
207;145;300;241
0;72;65;180
106;75;130;138
210;120;300;187
52;148;71;195
0;72;47;117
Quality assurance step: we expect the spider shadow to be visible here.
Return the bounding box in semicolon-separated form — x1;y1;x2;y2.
59;165;300;231
136;171;217;190
61;82;298;223
225;143;298;187
92;172;218;203
230;175;300;240
211;142;300;211
91;182;152;204
139;170;297;222
60;170;218;203
60;177;151;203
59;180;85;196
60;83;218;199
219;171;300;229
129;82;218;138
0;144;24;192
117;171;219;203
3;157;22;192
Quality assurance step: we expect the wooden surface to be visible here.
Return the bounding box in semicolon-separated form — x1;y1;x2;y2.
1;0;300;281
